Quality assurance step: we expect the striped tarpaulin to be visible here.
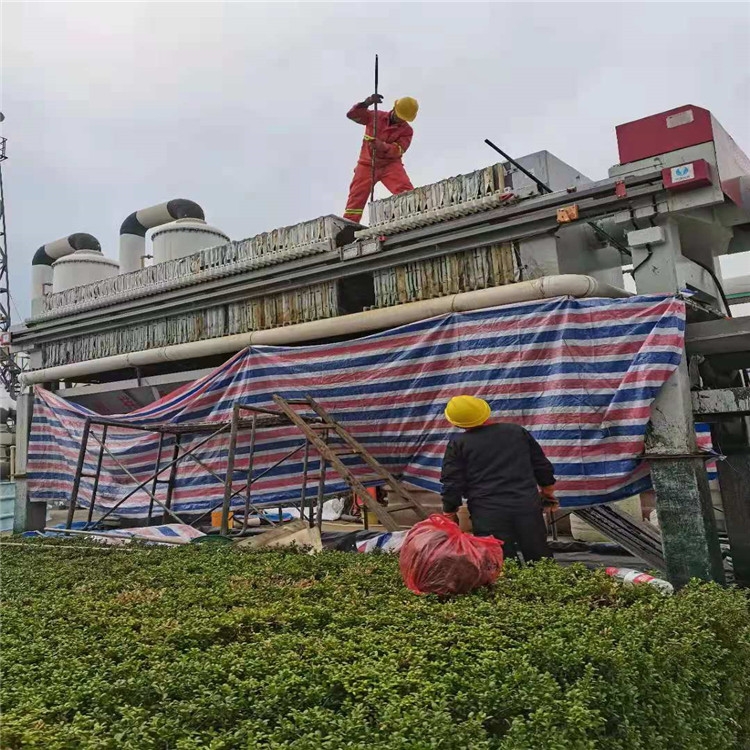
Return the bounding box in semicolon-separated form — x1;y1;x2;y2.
28;295;686;517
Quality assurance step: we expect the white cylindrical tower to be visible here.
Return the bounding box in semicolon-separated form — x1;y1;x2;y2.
52;249;120;293
151;219;230;263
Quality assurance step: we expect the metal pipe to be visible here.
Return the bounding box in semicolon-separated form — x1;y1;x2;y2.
241;415;258;533
85;424;108;529
66;418;91;529
20;274;629;386
220;405;240;535
484;139;553;194
370;54;379;205
147;432;165;524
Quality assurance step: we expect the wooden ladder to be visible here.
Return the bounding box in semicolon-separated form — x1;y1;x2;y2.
272;394;429;532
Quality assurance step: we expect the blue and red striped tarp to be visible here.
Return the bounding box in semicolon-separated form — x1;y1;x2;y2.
28;294;688;517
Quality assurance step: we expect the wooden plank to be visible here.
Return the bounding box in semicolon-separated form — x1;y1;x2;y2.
235;519;308;549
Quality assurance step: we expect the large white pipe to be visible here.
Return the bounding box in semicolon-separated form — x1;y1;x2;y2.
119;199;205;274
21;275;629;386
31;234;101;318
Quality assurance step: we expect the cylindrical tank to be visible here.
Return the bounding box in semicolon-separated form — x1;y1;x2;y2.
52;249;119;294
151;219;229;264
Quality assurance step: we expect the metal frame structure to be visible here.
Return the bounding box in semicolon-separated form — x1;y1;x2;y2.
65;416;235;530
0;134;20;398
218;395;428;534
64;395;428;535
64;412;318;531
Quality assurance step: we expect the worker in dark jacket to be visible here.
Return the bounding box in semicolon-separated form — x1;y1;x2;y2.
440;395;557;562
343;94;418;223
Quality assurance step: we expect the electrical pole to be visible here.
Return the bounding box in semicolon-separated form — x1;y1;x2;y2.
0;114;21;398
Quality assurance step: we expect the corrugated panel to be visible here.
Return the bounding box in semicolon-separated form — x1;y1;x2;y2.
38;216;350;321
42;282;341;368
368;164;505;228
227;282;338;334
372;244;515;307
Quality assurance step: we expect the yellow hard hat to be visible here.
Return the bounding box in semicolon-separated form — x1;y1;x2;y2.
445;395;491;429
393;97;419;122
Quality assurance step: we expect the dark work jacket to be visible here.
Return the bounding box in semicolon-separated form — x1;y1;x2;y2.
440;423;555;516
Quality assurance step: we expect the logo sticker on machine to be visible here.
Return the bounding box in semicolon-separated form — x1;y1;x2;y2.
666;109;694;128
671;164;695;183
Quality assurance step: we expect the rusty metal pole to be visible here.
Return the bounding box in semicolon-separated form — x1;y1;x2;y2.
85;424;108;529
221;405;240;535
67;418;91;529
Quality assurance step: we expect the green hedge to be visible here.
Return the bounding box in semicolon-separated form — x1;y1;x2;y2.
1;541;749;749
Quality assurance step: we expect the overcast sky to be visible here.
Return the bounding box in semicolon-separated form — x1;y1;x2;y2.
2;1;749;320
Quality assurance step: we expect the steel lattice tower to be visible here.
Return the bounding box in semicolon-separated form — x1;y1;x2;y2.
0;126;20;398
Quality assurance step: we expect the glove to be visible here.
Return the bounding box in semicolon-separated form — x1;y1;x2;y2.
364;93;384;106
373;139;396;157
540;485;559;511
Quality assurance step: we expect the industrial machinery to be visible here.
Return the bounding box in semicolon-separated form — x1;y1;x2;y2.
9;104;750;586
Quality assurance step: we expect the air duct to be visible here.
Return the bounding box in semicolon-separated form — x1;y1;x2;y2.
119;199;205;274
31;233;101;318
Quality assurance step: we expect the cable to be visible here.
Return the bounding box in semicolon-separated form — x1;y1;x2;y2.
690;257;733;318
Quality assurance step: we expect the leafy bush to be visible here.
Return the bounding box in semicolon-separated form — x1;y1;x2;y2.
1;540;749;749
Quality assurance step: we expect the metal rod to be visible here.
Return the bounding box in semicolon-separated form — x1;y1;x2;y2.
43;527;188;546
179;448;226;486
67;418;92;529
90;426;226;527
484;138;552;195
221;404;240;535
163;435;181;524
316;453;328;532
192;442;307;529
370;53;379;204
85;424;107;529
484;138;633;258
300;439;311;528
241;414;258;534
148;431;166;524
87;430;186;527
237;443;306;489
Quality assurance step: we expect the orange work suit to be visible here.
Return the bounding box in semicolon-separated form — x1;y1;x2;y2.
343;103;414;223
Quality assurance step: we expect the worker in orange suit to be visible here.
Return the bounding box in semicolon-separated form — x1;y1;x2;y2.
343;95;419;223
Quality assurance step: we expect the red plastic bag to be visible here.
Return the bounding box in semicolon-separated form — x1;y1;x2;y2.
399;514;504;596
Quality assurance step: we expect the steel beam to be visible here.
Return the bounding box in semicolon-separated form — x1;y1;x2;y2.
635;217;725;587
685;316;750;364
692;388;750;417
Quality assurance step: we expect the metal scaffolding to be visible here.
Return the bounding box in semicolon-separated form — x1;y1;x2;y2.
65;395;427;534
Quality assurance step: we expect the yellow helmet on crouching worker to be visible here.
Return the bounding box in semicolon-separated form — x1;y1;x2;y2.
393;97;419;122
445;395;491;429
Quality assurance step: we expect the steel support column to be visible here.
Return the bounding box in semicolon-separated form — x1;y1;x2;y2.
635;217;724;586
713;417;750;586
12;392;45;532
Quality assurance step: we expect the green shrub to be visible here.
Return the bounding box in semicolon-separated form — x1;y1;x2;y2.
1;541;749;749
